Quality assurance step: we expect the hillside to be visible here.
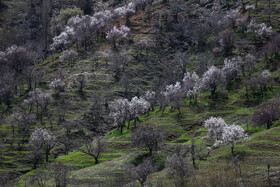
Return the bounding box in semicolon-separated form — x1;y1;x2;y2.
0;0;280;186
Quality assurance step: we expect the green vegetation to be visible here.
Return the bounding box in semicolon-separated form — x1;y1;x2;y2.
0;0;280;186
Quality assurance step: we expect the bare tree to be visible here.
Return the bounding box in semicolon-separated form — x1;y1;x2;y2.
51;162;71;187
30;142;43;169
132;124;166;155
30;170;50;187
22;66;45;92
219;29;235;57
74;74;87;93
127;158;155;186
13;112;35;144
81;136;106;164
0;72;15;110
251;100;280;129
165;153;190;187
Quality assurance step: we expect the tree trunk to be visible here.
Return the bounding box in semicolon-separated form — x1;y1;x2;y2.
149;147;153;155
41;0;51;53
94;156;99;164
231;146;234;154
33;158;39;169
127;120;130;130
267;121;272;129
46;150;49;162
161;106;166;114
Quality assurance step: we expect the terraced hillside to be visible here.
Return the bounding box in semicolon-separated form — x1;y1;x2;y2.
0;0;280;186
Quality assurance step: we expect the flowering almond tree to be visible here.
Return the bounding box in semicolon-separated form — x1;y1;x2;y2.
129;96;150;127
200;66;225;99
218;125;247;154
143;90;156;111
49;79;65;97
50;26;75;51
247;20;272;43
205;117;227;141
182;72;200;104
30;128;56;162
109;98;130;134
205;117;247;154
106;26;130;49
25;89;53;125
163;82;184;114
222;57;242;90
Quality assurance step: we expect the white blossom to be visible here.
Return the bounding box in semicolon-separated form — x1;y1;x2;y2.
200;66;225;98
205;117;228;140
245;4;255;11
182;72;200;102
222;57;242;82
220;124;247;153
50;26;75;51
109;98;130;129
106;26;130;40
261;69;270;78
49;79;65;95
162;82;184;112
247;20;272;40
143;91;156;108
129;96;150;119
30;128;56;161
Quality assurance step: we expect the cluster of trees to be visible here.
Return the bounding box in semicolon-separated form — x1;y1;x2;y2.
205;117;248;154
0;45;45;110
109;95;151;133
244;69;274;97
50;2;136;51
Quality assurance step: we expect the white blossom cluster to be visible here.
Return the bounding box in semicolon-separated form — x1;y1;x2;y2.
28;88;53;105
222;56;242;82
162;82;184;111
51;26;75;51
51;2;136;51
205;117;227;140
22;88;53;124
261;69;271;78
129;96;151;119
245;4;255;11
163;82;182;99
109;98;130;127
218;125;247;149
143;91;156;104
49;79;66;95
247;20;272;40
31;127;56;147
200;66;225;93
106;25;131;42
205;117;247;152
109;96;150;129
182;72;200;99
